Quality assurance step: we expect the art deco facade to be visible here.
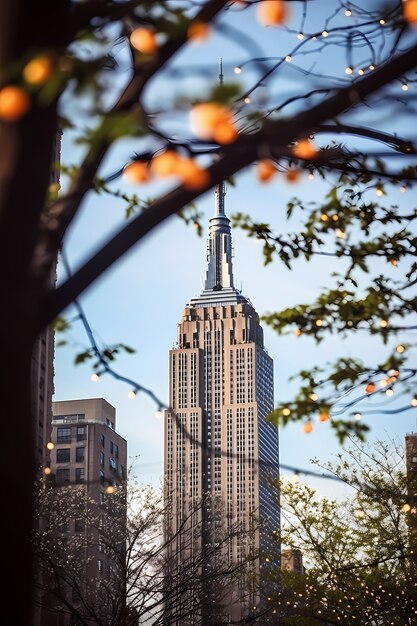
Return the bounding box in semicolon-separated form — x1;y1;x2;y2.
164;183;280;621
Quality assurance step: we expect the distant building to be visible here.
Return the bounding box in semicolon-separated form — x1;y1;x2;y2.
164;182;280;623
38;398;127;625
281;548;305;574
405;424;417;539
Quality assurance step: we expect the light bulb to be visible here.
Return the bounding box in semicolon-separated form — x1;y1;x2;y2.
376;188;384;196
308;172;314;180
402;83;409;91
336;228;345;238
297;32;304;40
155;410;163;419
91;373;100;382
234;66;242;74
354;412;362;421
345;9;352;16
282;407;291;416
358;68;364;75
320;213;329;221
46;442;54;450
400;185;406;192
379;19;385;25
322;31;329;37
43;467;52;475
315;319;323;327
369;64;375;70
396;344;405;353
105;485;116;494
386;388;394;396
285;55;292;62
128;390;136;399
411;397;417;407
402;503;411;513
244;96;251;104
309;393;318;401
345;66;353;75
379;319;388;327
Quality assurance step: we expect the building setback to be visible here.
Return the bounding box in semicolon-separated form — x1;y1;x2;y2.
39;398;128;625
164;183;280;622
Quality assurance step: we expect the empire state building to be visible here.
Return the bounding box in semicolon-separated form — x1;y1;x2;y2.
164;182;280;621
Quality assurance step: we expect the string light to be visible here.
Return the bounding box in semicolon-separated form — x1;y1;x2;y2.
336;228;346;238
354;509;365;518
354;412;362;421
315;319;323;327
322;30;329;37
244;96;251;104
396;344;405;353
411;397;417;407
46;442;55;450
345;66;353;75
331;214;339;221
297;32;304;40
402;503;411;513
282;407;291;416
105;485;116;494
400;185;407;192
345;8;352;16
43;467;52;476
234;66;242;74
358;68;364;75
309;393;318;401
155;410;163;419
320;213;329;221
365;382;375;393
285;55;292;62
128;390;136;399
308;172;315;180
369;64;375;70
91;373;100;382
402;83;409;91
386;388;394;396
294;328;302;336
379;319;388;327
379;19;385;25
303;422;313;434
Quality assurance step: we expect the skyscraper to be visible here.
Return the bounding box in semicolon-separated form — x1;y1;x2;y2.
164;182;280;622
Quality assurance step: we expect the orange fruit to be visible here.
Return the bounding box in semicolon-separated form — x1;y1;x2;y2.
365;382;375;393
303;422;313;434
257;1;288;26
285;169;300;183
23;55;54;85
318;411;330;423
212;121;238;144
190;102;236;142
151;150;180;177
257;159;277;182
130;28;158;54
187;21;211;42
177;158;210;191
403;0;417;24
0;86;30;121
122;161;151;184
292;139;318;160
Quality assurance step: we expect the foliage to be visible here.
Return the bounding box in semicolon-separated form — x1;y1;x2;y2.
264;438;417;624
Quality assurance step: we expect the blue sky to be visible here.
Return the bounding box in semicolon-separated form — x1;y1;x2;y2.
53;1;417;498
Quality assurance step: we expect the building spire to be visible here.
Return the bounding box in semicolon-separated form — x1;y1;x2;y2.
203;59;234;292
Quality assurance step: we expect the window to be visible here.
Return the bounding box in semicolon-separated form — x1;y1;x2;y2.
74;519;84;532
100;470;105;485
100;433;105;447
56;448;70;463
76;447;85;463
110;441;119;458
109;458;117;470
99;491;106;505
98;536;105;553
57;427;72;443
76;425;87;441
56;468;70;484
100;451;104;467
97;559;104;575
75;468;85;484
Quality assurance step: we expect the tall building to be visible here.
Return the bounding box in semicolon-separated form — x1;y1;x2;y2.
164;183;280;622
405;424;417;540
37;398;128;625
